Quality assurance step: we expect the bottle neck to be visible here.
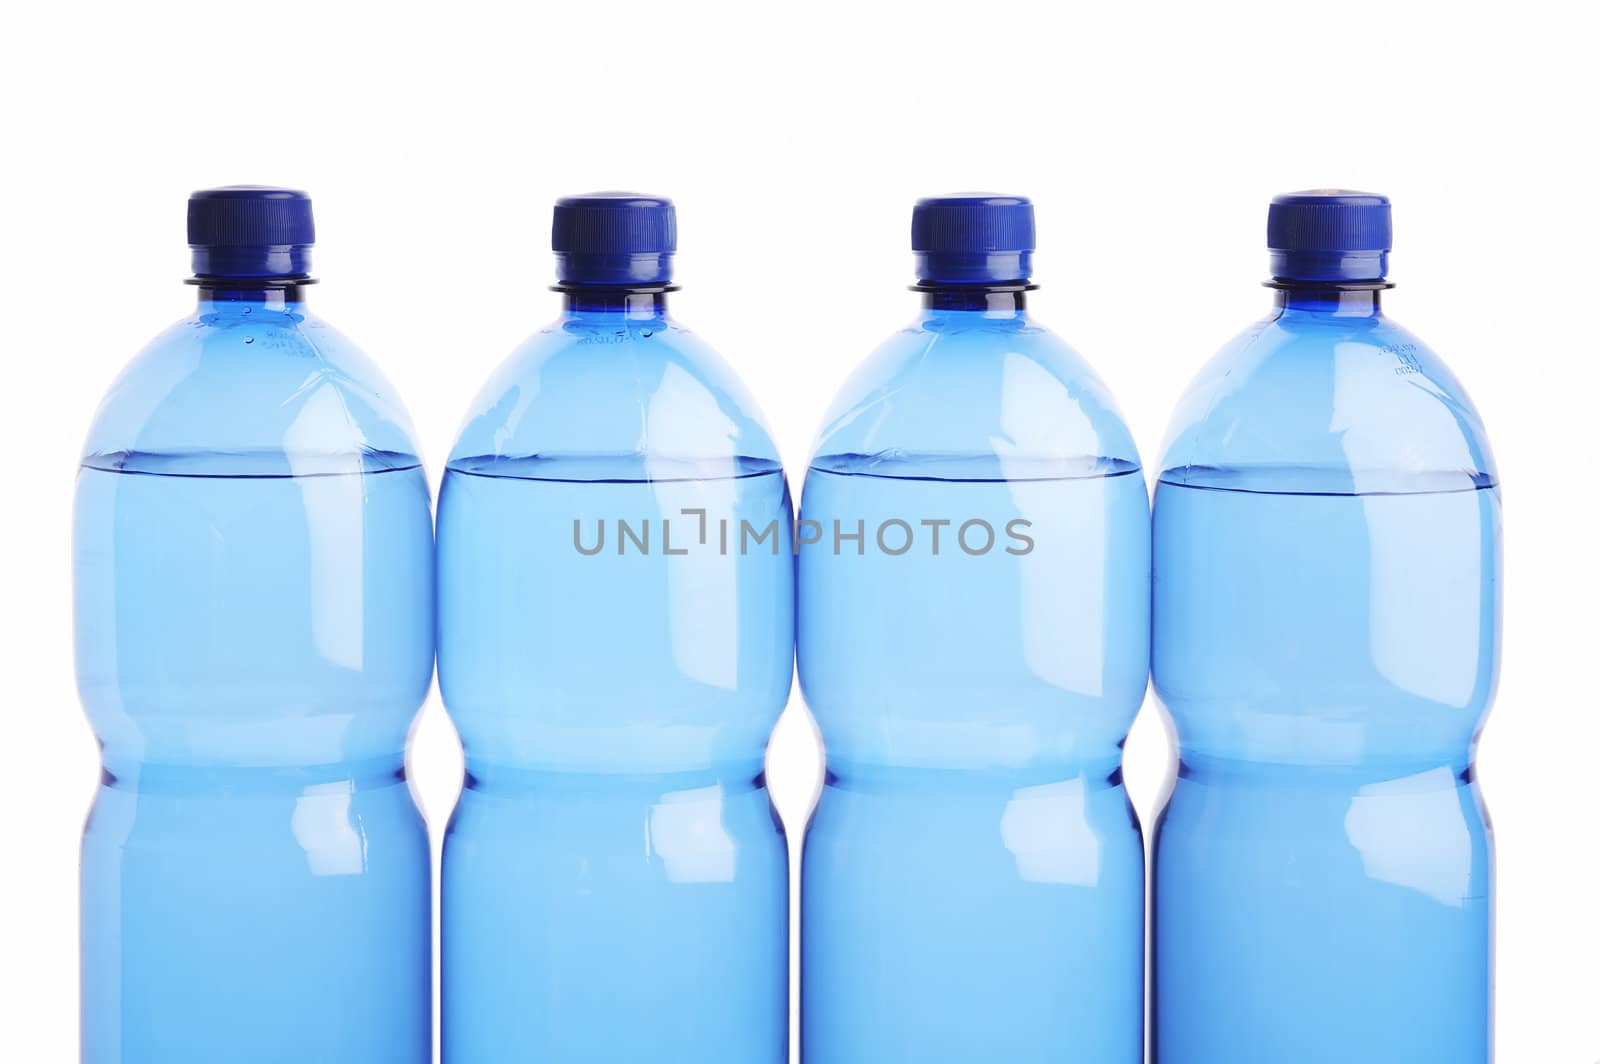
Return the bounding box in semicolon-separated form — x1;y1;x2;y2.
1273;285;1384;317
560;288;670;318
918;285;1030;315
192;283;309;311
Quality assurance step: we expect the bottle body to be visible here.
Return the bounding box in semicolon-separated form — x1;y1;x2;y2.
799;301;1148;1063
75;292;433;1062
438;296;792;1062
1151;294;1499;1063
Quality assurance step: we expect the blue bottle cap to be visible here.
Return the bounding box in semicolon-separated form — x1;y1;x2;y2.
187;186;314;280
1267;190;1392;283
911;194;1035;285
552;192;677;286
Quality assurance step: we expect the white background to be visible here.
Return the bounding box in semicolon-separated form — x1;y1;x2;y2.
2;1;1595;1059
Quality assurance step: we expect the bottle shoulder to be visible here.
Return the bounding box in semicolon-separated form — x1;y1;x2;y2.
82;305;421;466
448;314;780;467
810;313;1141;470
1160;310;1497;491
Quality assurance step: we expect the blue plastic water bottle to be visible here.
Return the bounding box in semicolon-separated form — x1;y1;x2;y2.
1151;191;1499;1063
438;193;793;1063
74;187;434;1063
798;195;1149;1063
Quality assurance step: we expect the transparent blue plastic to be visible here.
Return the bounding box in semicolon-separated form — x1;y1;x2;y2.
1151;287;1500;1063
74;287;434;1063
798;291;1149;1063
438;290;793;1063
